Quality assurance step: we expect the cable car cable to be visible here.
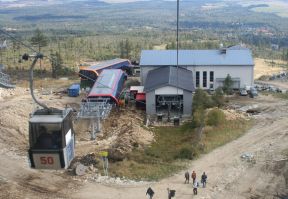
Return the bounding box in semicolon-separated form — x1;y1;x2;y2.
0;29;38;54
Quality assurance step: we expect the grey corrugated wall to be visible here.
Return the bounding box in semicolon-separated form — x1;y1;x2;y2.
183;90;193;116
146;91;156;115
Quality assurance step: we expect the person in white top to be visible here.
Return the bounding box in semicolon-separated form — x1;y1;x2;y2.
193;180;199;195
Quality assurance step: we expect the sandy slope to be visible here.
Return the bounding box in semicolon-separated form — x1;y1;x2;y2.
254;58;285;79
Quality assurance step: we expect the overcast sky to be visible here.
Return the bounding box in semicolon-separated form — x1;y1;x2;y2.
0;0;145;1
105;0;151;2
0;0;149;2
103;0;150;2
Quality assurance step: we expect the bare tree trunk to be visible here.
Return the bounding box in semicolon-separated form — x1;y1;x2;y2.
197;123;204;142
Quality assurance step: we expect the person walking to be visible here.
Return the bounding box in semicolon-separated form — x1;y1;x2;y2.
201;172;207;188
146;187;154;199
167;188;176;199
193;180;199;195
191;170;196;184
184;171;190;184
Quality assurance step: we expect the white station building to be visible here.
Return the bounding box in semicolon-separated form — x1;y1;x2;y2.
140;47;254;91
140;47;254;117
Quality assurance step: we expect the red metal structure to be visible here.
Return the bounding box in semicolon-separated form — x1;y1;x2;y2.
79;58;131;88
87;69;127;105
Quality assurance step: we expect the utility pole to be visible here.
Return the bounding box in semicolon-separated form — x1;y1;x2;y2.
176;0;181;118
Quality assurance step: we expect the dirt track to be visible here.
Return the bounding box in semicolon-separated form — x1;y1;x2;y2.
0;89;287;199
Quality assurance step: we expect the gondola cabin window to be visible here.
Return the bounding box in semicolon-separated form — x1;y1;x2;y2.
30;123;62;149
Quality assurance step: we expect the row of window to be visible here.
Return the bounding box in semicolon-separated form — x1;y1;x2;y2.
196;71;214;88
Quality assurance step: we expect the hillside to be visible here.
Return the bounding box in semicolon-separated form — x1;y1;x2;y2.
1;0;288;34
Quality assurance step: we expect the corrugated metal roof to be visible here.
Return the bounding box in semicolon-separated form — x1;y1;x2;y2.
88;69;125;96
88;58;131;71
140;49;254;66
29;115;64;123
227;45;248;50
89;70;118;95
144;66;194;92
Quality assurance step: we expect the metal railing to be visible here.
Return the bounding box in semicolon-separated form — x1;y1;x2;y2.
78;99;113;119
0;71;15;88
77;98;113;140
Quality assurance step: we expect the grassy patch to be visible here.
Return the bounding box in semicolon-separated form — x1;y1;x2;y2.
15;77;79;89
272;92;288;100
203;119;252;152
109;159;185;181
108;119;253;181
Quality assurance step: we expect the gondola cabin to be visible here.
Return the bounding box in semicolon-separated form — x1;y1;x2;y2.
28;108;75;169
79;58;131;88
87;69;127;105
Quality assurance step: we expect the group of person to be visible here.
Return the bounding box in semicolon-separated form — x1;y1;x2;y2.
146;187;176;199
145;171;207;198
185;170;208;195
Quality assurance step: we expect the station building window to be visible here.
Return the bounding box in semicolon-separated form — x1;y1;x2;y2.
210;71;214;82
203;71;207;88
196;71;200;87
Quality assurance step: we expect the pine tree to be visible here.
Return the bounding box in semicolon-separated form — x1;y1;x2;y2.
50;51;63;78
30;29;48;72
223;74;233;95
30;29;48;52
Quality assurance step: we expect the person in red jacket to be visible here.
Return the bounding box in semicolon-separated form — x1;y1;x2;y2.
191;171;196;184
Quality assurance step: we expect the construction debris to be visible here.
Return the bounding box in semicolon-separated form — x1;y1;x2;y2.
98;110;154;161
79;153;99;166
239;105;260;114
221;109;247;120
241;153;256;163
74;163;87;176
88;174;150;186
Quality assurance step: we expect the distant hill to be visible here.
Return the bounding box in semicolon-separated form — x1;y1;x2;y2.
1;0;288;35
0;0;108;8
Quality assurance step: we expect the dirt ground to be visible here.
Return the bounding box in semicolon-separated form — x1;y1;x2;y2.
0;84;288;198
73;94;288;199
254;58;288;91
254;58;286;79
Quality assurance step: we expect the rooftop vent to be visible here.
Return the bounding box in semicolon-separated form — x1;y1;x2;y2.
220;48;227;54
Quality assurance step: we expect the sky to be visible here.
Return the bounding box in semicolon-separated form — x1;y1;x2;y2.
0;0;142;1
0;0;286;3
0;0;148;2
103;0;144;2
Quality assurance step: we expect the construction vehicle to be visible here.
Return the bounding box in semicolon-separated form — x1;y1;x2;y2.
26;53;75;169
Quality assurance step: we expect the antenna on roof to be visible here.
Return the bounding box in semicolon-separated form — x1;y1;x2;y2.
219;43;227;54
